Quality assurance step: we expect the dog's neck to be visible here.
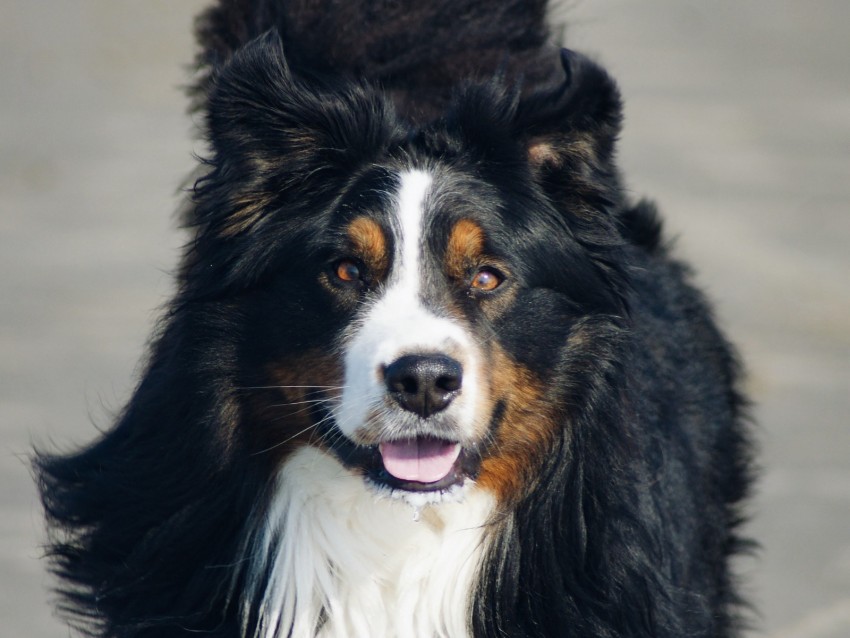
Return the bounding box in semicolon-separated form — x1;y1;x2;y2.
244;446;495;638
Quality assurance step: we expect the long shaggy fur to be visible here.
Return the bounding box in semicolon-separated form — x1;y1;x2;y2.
192;0;563;120
37;2;754;637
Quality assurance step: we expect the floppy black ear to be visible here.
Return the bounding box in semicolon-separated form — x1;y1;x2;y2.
204;30;399;192
511;51;630;312
446;49;622;195
182;30;401;296
517;49;623;180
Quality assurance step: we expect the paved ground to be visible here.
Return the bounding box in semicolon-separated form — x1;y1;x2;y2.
2;1;848;636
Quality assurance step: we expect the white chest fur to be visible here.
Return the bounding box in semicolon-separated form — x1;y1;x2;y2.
244;446;494;638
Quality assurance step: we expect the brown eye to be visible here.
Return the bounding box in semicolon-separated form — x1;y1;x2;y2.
335;259;362;283
470;268;502;292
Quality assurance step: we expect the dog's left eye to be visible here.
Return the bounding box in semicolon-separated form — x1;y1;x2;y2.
470;268;503;292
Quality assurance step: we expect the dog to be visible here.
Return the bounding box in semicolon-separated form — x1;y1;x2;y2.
37;1;754;636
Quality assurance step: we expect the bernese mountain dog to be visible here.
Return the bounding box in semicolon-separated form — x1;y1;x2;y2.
36;1;755;636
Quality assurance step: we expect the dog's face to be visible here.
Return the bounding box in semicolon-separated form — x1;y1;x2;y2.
330;169;494;493
318;164;577;505
189;33;626;506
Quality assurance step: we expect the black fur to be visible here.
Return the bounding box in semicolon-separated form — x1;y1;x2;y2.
37;2;754;637
192;0;563;120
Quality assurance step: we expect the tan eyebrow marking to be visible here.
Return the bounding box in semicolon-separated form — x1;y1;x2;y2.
445;218;486;280
346;216;389;279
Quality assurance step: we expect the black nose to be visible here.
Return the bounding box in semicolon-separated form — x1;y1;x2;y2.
384;354;463;418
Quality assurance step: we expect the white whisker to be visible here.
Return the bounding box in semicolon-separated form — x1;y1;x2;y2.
266;398;335;409
234;385;344;391
249;422;322;456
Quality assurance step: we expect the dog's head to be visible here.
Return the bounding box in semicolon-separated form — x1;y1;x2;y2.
188;31;629;507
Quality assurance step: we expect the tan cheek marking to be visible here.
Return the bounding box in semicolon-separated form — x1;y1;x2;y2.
347;216;389;279
445;218;486;280
245;351;343;465
476;345;558;504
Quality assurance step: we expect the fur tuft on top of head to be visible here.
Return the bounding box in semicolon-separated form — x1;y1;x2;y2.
193;0;565;120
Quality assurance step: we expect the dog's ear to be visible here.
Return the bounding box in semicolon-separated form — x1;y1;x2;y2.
448;49;621;196
204;30;398;188
184;31;400;295
446;57;629;316
511;52;629;312
193;29;399;241
517;49;622;184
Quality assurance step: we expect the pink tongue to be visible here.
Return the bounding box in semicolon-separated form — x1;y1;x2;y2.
379;438;461;483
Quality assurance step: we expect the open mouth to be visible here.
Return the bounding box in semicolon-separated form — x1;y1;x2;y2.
316;409;482;494
360;436;476;493
379;437;461;486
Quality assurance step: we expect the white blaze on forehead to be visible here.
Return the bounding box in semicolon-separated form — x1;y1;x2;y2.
395;169;432;297
334;169;480;440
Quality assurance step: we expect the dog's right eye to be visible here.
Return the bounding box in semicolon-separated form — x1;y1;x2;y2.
333;259;363;285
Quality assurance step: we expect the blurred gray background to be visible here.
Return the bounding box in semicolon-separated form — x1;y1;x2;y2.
2;1;848;636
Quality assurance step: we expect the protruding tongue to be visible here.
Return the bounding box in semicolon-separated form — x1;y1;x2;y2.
379;438;461;483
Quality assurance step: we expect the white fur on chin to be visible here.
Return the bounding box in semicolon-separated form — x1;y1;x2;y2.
244;445;495;638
